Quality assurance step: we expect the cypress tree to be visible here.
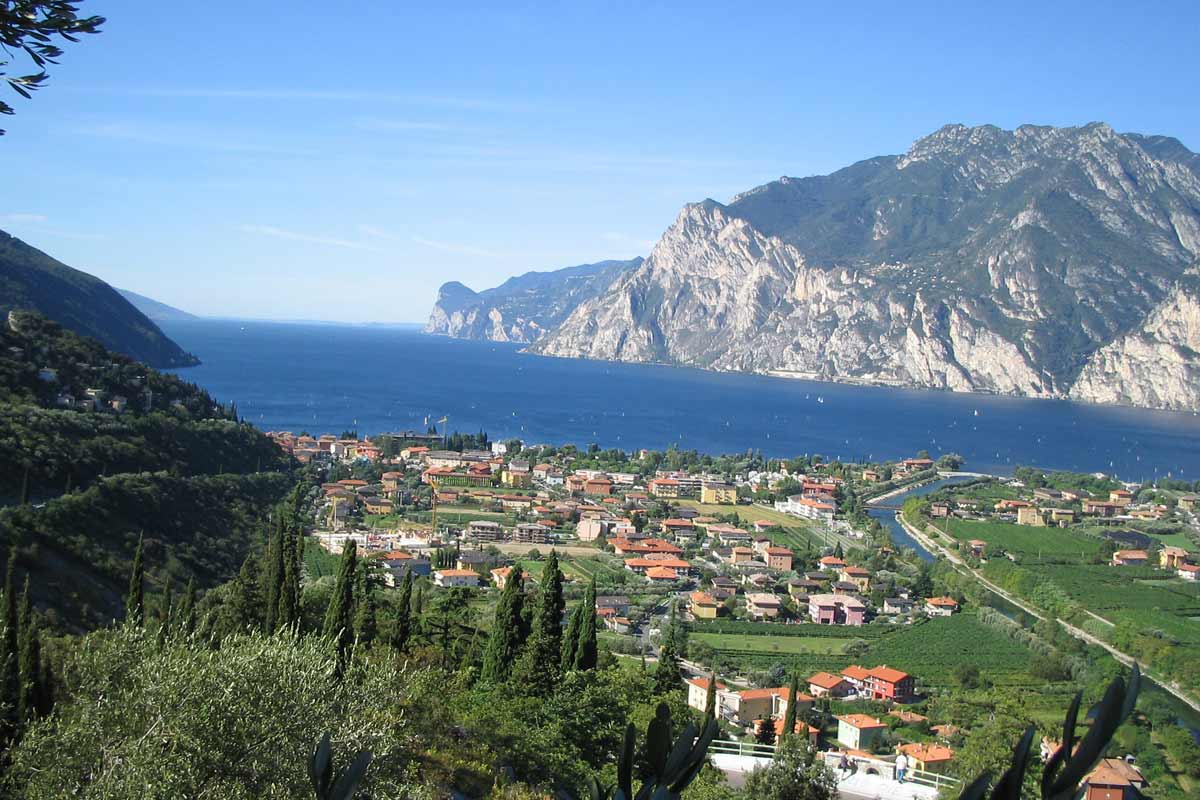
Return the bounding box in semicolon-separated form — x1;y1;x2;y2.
157;579;174;645
227;551;262;632
560;601;584;671
353;568;377;646
393;570;413;651
522;549;564;694
16;578;39;723
125;533;145;627
574;577;598;671
781;672;799;741
277;542;299;631
480;565;524;684
178;577;197;636
653;602;681;695
264;523;285;631
703;671;718;723
321;541;358;665
1;547;19;740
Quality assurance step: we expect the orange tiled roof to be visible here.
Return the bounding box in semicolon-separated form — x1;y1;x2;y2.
897;743;955;763
808;672;846;690
838;714;887;730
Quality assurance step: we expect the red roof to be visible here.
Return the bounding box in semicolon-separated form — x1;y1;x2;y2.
646;566;678;580
838;714;888;730
869;665;911;684
808;671;847;690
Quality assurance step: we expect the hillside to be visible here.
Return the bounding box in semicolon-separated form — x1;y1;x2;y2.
425;257;643;342
0;313;294;628
0;230;198;368
118;288;199;322
519;123;1200;412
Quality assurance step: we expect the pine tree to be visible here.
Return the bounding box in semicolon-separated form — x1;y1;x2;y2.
754;717;777;746
16;578;40;723
353;568;377;646
561;601;584;671
1;547;20;741
178;577;197;636
125;533;145;626
393;570;413;651
521;550;564;694
573;576;598;671
480;565;525;684
322;541;358;668
833;542;844;559
781;672;799;741
653;602;681;695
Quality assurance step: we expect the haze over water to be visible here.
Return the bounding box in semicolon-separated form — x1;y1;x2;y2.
164;320;1200;482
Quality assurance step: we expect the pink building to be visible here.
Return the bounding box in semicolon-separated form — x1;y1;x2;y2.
807;593;867;625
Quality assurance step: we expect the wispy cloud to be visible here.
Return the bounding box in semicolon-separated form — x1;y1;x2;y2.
74;86;528;112
411;236;501;258
240;224;384;252
70;121;318;157
0;213;48;224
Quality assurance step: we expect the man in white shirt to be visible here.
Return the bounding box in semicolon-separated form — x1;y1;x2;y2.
895;753;909;783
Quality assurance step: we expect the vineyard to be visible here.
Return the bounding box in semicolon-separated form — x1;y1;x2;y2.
941;519;1103;560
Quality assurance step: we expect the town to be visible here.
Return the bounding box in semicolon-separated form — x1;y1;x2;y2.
266;427;1200;799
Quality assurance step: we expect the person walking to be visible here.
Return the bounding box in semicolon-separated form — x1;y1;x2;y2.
838;751;850;779
895;752;909;783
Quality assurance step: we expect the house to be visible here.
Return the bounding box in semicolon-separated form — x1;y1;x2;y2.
1016;506;1044;526
645;566;679;582
764;547;794;572
808;594;867;625
766;718;820;746
1083;499;1124;517
819;555;846;569
686;676;727;712
1111;550;1148;567
363;497;393;515
730;546;756;564
774;495;836;522
788;579;822;599
884;597;914;614
377;551;431;583
930;502;952;518
862;469;881;482
1177;564;1200;581
584;476;614;496
661;518;697;538
840;665;871;693
1160;546;1191;569
808;671;852;698
501;469;532;488
1033;488;1063;502
1048;508;1076;526
722;687;789;722
490;566;516;590
1179;494;1199;512
899;457;934;473
836;715;888;751
1082;758;1147;800
624;557;692;575
456;551;498;571
897;743;955;774
967;539;987;557
889;709;928;725
689;591;722;619
839;565;871;591
1109;489;1134;505
865;665;916;703
700;482;737;505
605;616;633;634
925;596;960;616
433;569;480;588
745;593;783;620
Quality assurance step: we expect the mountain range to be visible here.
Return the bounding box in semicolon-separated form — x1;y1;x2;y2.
428;123;1200;412
0;230;198;368
118;288;198;322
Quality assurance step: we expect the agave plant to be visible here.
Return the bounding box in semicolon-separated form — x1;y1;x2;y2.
957;664;1140;800
309;731;373;800
580;703;720;800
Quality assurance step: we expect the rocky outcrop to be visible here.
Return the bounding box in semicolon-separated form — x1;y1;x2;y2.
530;123;1200;411
425;258;641;343
1069;277;1200;411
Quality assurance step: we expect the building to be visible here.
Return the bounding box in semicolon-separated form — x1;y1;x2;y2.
1111;550;1148;567
584;476;614;496
648;478;681;499
764;547;794;571
1179;494;1199;512
377;551;432;584
808;671;852;698
883;597;914;614
1082;758;1147;800
433;569;480;588
818;555;846;569
1177;563;1200;581
513;522;553;544
1016;506;1044;526
722;687;789;722
690;591;722;619
686;676;727;712
774;494;836;523
730;546;755;564
836;715;888;751
840;665;871;693
1160;546;1191;569
501;469;532;488
865;665;916;703
700;482;737;505
808;594;867;625
645;566;679;582
925;596;960;616
745;593;783;619
839;565;871;591
897;743;955;774
466;520;503;543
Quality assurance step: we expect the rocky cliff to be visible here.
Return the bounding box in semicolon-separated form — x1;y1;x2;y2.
529;123;1200;411
425;258;642;343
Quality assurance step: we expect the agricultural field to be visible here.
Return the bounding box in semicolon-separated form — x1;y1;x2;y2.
674;500;839;549
691;632;857;656
940;518;1103;561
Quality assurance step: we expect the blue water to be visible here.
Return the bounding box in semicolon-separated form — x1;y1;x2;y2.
868;477;981;561
162;320;1200;482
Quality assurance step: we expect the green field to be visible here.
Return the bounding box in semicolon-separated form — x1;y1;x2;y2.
691;632;856;656
941;519;1103;560
675;500;833;549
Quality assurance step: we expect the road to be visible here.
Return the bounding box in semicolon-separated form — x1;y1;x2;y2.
895;512;1200;714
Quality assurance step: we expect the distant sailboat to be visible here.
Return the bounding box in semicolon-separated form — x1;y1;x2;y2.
973;409;980;417
817;396;824;404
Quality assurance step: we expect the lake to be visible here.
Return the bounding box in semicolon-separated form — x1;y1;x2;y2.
162;319;1200;481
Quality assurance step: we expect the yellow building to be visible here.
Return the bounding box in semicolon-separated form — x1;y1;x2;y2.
690;591;722;619
700;482;737;505
1016;506;1044;526
501;470;532;488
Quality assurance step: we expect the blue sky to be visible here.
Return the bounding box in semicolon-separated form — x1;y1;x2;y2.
2;1;1198;322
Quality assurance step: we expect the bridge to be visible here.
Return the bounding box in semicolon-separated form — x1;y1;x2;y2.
706;740;959;799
